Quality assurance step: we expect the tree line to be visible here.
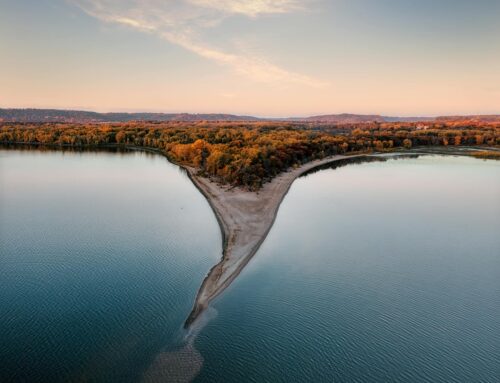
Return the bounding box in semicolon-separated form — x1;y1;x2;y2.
1;121;498;189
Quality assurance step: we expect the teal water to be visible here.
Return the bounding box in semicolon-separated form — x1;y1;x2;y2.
1;150;499;382
194;155;500;382
0;148;221;382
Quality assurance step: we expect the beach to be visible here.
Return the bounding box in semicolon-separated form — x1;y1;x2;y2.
184;153;369;327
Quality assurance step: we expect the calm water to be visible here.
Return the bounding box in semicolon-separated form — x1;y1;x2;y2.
1;150;499;382
0;148;221;382
195;155;500;382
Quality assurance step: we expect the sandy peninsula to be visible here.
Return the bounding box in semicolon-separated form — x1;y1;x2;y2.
184;153;369;327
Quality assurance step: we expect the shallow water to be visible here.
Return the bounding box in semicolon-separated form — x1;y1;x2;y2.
194;155;500;382
0;149;221;382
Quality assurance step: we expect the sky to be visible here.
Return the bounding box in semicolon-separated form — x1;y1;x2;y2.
1;0;499;117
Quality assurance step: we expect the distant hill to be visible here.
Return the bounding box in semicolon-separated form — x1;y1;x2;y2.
296;113;441;123
1;108;498;124
435;115;500;122
0;109;259;123
299;114;386;123
382;116;436;123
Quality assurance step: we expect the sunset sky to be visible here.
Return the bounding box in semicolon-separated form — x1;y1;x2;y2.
2;0;499;117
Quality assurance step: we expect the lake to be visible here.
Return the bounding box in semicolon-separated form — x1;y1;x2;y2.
0;148;221;382
1;149;499;382
194;154;500;382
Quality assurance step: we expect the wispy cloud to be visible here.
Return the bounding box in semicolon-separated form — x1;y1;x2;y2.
71;0;326;87
190;0;304;17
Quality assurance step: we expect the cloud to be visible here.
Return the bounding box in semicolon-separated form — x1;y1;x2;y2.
189;0;304;17
71;0;326;87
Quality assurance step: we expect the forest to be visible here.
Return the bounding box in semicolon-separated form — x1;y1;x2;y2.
1;121;499;189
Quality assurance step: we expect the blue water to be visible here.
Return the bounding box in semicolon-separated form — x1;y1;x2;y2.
1;150;499;382
194;155;500;382
0;148;221;382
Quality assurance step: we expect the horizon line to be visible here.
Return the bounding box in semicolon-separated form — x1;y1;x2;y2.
1;106;500;119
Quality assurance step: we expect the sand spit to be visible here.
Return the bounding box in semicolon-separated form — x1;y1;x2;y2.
184;153;370;327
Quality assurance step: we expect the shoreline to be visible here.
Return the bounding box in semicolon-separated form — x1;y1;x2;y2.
182;153;374;327
182;146;497;327
1;142;493;328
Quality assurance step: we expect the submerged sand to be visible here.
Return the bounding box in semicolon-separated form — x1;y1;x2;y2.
184;153;369;327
